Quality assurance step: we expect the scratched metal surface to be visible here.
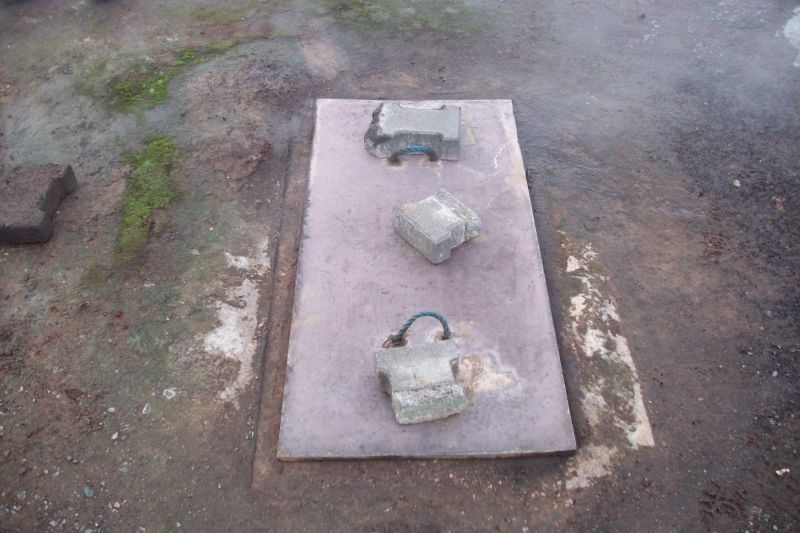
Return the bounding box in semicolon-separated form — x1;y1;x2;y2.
277;99;576;459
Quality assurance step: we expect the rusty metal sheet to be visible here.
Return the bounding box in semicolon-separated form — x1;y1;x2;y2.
277;99;576;459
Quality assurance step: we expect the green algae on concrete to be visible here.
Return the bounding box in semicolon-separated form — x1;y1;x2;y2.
110;41;235;111
116;135;178;262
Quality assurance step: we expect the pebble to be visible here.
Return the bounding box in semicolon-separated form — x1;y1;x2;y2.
142;403;152;415
111;432;119;441
163;388;176;400
83;486;96;498
108;407;116;413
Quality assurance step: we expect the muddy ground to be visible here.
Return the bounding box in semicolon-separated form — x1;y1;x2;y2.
1;0;798;531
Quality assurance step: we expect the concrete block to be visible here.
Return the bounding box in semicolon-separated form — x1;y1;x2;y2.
374;339;468;424
364;102;461;161
393;189;481;264
0;165;77;244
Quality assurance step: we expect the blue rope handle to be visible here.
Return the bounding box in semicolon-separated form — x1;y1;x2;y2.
383;311;451;348
403;145;436;156
390;144;439;162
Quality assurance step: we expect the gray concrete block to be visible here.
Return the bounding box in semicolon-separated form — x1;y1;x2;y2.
0;165;77;244
374;339;468;424
432;189;482;240
391;384;468;425
393;189;481;264
364;102;461;161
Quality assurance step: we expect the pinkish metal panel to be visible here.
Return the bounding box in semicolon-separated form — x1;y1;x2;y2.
277;99;576;459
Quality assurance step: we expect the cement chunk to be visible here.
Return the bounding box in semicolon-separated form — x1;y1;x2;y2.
433;189;482;240
391;384;469;425
0;165;77;244
364;102;461;161
393;189;481;264
374;339;468;424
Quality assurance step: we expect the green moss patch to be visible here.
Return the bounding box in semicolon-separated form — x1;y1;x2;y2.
320;0;483;34
191;6;247;25
109;41;235;111
116;135;178;262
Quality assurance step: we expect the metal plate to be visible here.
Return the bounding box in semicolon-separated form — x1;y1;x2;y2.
277;99;576;459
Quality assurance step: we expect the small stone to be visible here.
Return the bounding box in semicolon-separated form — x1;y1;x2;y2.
733;179;741;187
113;501;120;509
111;432;118;440
163;388;176;400
83;486;95;498
107;407;116;413
142;403;152;415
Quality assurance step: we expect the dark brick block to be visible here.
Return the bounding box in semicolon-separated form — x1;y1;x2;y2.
0;164;77;244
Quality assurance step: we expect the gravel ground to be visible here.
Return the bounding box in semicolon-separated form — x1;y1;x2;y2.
1;0;798;531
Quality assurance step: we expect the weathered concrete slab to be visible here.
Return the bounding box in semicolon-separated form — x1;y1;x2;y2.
278;99;575;459
0;165;76;244
364;102;461;161
375;339;468;424
393;189;481;264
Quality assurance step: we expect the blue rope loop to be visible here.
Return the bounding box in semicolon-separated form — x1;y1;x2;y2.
383;311;451;348
403;145;436;155
389;144;439;162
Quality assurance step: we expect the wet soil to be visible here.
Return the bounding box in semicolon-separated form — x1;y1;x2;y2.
1;0;798;531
